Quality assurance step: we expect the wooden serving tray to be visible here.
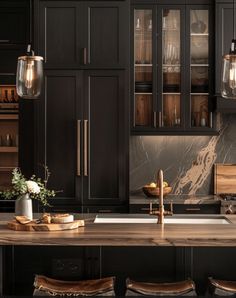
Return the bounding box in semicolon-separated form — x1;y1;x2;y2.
214;164;236;194
7;219;85;232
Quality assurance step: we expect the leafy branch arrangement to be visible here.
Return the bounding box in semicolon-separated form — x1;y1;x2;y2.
0;166;55;206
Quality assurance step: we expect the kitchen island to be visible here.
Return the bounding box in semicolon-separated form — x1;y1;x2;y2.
1;213;236;295
0;213;236;247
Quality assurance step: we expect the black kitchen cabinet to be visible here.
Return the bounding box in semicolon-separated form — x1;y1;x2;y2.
0;0;29;76
0;1;29;45
131;1;217;135
35;0;129;69
35;70;129;207
82;205;128;213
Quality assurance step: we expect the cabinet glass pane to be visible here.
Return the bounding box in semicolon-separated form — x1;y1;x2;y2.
191;66;208;93
191;95;209;127
162;10;181;128
135;94;153;126
163;10;181;93
134;9;153;127
190;10;210;128
163;94;181;127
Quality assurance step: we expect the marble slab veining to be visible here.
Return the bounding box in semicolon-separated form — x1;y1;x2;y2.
130;114;236;197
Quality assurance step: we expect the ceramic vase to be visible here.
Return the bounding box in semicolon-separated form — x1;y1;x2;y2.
15;193;33;220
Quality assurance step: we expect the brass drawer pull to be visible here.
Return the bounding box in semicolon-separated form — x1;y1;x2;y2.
159;111;162;127
98;210;112;213
77;120;81;176
185;208;201;211
83;48;87;65
141;208;150;211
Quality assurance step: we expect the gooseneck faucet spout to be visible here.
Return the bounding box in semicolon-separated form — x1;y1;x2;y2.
149;169;173;224
158;169;164;224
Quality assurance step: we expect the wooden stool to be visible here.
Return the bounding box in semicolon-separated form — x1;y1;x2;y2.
126;278;196;296
33;275;115;296
209;277;236;296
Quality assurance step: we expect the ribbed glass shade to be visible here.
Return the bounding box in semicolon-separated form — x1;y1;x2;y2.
221;54;236;99
16;55;43;99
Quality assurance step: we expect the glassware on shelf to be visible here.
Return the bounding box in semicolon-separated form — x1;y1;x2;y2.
163;94;181;127
134;10;152;65
191;95;208;127
147;19;152;31
4;90;8;103
136;18;141;31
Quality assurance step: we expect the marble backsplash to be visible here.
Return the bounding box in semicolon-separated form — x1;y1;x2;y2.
130;114;236;195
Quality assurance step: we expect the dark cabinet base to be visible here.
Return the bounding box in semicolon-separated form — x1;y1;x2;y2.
3;246;236;296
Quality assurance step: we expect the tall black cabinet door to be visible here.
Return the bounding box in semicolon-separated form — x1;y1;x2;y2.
215;2;234;94
83;1;129;68
37;1;83;68
35;70;82;201
82;70;129;206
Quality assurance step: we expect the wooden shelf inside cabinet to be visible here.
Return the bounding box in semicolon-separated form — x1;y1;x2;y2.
0;114;18;120
0;147;18;153
0;166;15;172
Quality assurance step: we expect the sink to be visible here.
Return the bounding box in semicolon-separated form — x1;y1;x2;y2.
94;214;231;224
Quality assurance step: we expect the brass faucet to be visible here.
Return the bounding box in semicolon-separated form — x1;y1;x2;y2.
149;169;173;224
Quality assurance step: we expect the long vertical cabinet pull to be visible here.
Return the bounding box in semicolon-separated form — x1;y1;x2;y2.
77;120;81;176
84;120;88;176
83;48;87;65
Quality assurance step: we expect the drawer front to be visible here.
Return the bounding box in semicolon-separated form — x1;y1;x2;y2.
174;204;220;214
129;204;220;214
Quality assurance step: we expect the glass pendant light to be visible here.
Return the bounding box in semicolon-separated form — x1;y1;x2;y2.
16;44;44;99
221;0;236;99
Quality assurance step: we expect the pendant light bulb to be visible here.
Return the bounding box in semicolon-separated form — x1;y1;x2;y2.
16;44;44;99
25;60;34;89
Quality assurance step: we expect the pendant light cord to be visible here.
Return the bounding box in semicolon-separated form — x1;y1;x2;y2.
234;0;235;39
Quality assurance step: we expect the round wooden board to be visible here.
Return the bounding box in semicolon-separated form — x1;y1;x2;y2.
7;220;85;231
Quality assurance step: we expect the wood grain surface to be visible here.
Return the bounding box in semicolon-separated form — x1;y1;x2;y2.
1;214;236;247
7;220;84;231
214;164;236;194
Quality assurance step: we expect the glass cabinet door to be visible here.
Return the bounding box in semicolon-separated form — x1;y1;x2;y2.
190;9;211;128
134;9;153;127
161;9;182;128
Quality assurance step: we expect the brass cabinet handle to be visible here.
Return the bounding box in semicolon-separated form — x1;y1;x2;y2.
153;112;157;128
185;208;201;211
98;209;112;213
158;111;162;127
83;48;87;65
209;112;213;128
84;120;88;176
77;120;81;176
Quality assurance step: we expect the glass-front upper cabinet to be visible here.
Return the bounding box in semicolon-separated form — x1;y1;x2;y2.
162;9;182;129
133;9;154;128
131;3;215;135
190;9;212;129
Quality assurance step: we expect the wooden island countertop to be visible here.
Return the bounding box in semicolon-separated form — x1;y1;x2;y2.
1;213;236;247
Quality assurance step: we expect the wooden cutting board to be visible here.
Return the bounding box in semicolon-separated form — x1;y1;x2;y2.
7;219;85;232
214;164;236;194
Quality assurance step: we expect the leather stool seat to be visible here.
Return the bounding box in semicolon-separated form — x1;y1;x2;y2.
209;277;236;296
33;275;115;296
126;278;196;296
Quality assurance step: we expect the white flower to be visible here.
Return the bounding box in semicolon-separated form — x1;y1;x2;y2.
26;180;40;194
